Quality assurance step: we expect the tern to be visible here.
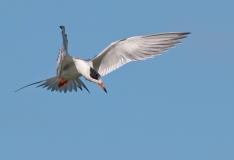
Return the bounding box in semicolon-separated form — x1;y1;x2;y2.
16;26;190;93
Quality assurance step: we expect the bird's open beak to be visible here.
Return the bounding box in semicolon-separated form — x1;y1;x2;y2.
98;82;107;93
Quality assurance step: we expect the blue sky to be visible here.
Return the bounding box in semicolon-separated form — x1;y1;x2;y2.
1;0;234;159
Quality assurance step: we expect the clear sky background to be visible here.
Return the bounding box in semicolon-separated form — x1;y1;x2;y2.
1;0;234;160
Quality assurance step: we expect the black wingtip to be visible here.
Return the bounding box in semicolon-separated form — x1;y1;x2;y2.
59;26;63;29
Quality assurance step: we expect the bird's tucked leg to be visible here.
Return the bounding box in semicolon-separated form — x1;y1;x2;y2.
59;78;68;87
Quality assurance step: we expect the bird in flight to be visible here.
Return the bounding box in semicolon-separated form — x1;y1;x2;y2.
16;26;190;93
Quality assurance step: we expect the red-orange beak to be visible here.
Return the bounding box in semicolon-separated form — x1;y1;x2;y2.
98;82;107;93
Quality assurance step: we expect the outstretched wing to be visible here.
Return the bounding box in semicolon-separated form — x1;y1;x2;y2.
92;32;190;76
57;26;73;78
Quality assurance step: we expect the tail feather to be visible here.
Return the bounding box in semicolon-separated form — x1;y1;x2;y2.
63;85;68;93
47;78;58;89
67;81;73;92
76;78;90;93
74;79;82;90
51;79;60;91
46;78;58;90
70;80;77;92
36;78;52;88
15;76;90;93
15;79;47;92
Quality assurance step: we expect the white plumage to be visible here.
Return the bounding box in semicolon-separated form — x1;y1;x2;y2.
16;26;190;93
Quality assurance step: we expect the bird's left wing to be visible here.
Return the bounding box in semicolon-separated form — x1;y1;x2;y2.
92;32;190;77
57;26;73;77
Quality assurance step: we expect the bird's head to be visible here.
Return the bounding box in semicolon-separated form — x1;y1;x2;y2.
89;67;107;93
88;78;107;93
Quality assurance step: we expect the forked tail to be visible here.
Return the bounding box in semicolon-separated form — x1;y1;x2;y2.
15;77;90;93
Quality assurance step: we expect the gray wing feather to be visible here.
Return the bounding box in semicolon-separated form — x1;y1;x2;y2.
57;26;73;78
92;32;190;76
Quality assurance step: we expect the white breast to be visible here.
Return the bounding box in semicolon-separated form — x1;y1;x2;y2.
73;59;92;79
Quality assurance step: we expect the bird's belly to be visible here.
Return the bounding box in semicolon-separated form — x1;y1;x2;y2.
61;63;81;79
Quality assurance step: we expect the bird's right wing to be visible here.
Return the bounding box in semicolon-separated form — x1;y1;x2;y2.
57;26;73;77
92;32;190;77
